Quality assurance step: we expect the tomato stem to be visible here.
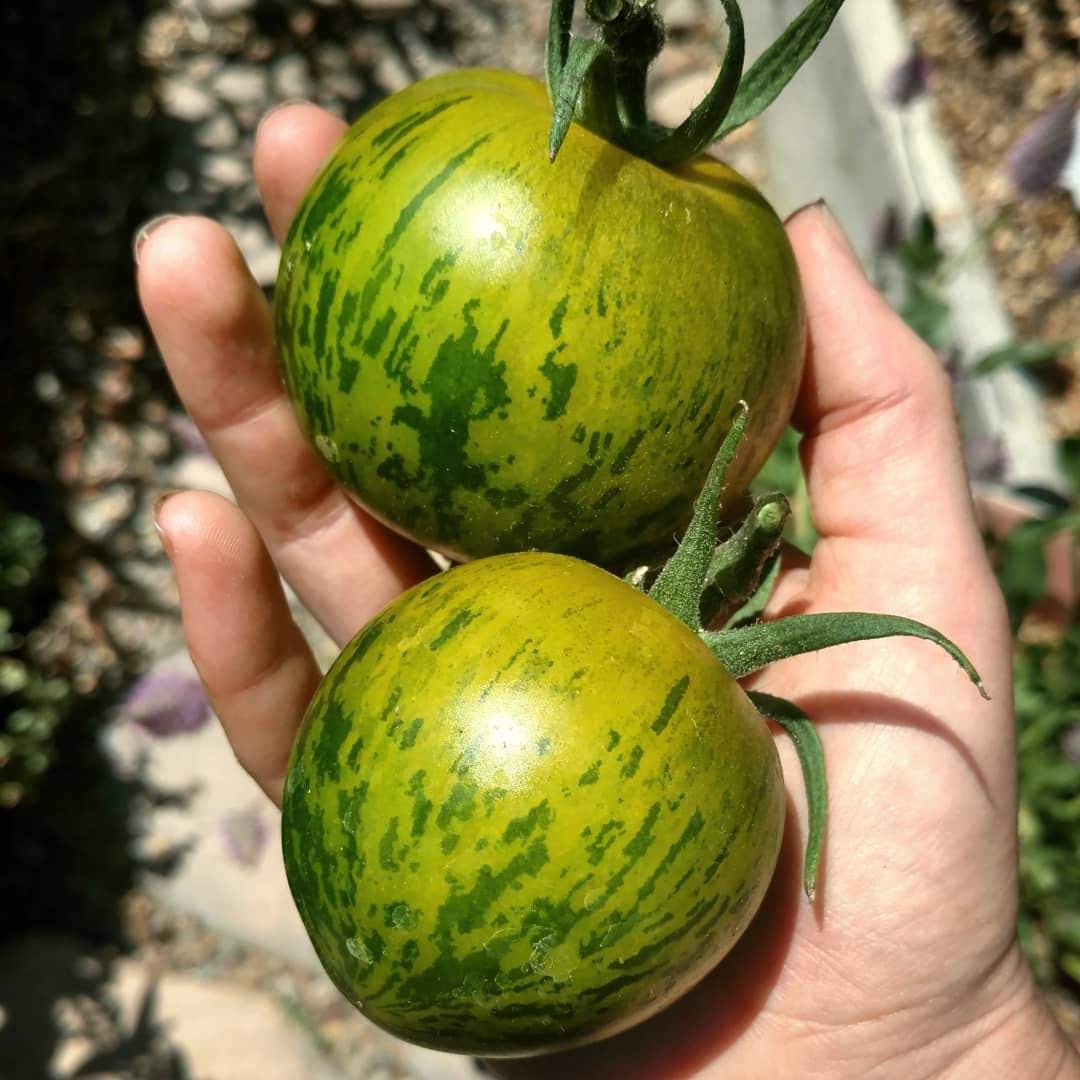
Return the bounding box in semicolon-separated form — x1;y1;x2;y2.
547;0;667;162
645;0;745;165
644;408;986;709
545;0;850;167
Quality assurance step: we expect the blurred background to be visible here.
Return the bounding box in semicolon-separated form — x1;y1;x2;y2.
0;0;1076;1076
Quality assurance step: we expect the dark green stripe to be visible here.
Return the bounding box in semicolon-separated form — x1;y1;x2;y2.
549;294;570;338
370;95;471;151
299;161;350;243
376;134;492;263
501;800;554;845
620;745;644;779
650;675;690;734
378;135;422;180
539;348;577;422
429;607;480;650
313;268;339;367
610;429;646;475
577;761;601;786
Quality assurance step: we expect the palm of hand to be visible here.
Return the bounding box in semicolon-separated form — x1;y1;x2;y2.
137;105;1071;1080
502;398;1020;1078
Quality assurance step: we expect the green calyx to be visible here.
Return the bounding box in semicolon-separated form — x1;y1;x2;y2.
643;404;988;899
546;0;846;165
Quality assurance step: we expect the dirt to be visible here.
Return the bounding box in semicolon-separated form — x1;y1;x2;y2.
898;0;1080;436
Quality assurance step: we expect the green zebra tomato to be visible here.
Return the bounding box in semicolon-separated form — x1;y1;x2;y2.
275;69;804;569
281;553;784;1056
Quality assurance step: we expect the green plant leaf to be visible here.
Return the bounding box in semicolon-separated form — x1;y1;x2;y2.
1060;436;1080;494
717;0;847;139
996;512;1080;630
749;691;827;900
900;279;951;348
897;211;944;277
546;0;575;94
970;340;1071;378
1061;952;1080;984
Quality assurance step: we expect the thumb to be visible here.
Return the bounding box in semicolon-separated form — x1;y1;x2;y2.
785;202;982;561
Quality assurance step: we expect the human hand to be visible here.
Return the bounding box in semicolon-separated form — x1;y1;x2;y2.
136;104;1078;1079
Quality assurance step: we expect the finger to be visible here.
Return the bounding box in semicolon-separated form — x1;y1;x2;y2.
785;202;984;562
156;491;321;806
137;216;435;645
254;103;348;244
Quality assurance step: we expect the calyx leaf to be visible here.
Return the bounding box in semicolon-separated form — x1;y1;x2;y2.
717;0;847;139
649;402;748;627
703;611;989;699
749;691;827;900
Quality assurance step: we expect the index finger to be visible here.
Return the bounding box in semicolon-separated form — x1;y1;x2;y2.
255;102;349;243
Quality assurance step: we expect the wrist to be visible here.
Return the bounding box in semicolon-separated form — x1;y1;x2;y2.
932;950;1079;1080
809;943;1079;1080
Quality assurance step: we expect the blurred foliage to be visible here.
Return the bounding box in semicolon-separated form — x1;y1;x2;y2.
971;340;1072;378
0;507;75;808
1015;597;1080;987
751;427;816;554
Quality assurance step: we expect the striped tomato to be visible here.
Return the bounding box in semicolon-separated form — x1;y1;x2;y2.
274;68;804;569
281;553;785;1055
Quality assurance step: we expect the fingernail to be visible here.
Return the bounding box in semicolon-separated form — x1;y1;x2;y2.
786;199;861;262
785;197;832;226
133;214;179;266
153;489;183;554
256;99;314;141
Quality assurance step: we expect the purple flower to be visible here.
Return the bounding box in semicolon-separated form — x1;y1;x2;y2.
872;204;905;257
124;671;211;737
1006;92;1078;196
1051;250;1080;295
221;806;268;867
884;46;930;107
938;345;965;382
1063;725;1080;766
167;412;211;455
966;436;1009;485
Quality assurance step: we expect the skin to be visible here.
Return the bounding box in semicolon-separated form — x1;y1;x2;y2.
136;103;1080;1079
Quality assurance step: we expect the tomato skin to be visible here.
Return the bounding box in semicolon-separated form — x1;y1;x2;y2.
276;69;805;569
282;553;784;1055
